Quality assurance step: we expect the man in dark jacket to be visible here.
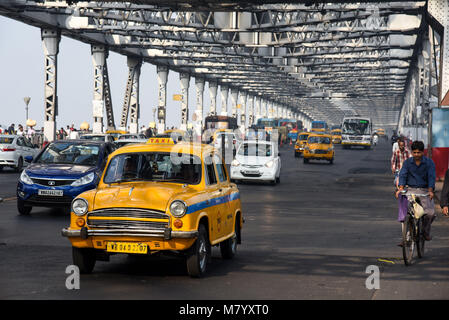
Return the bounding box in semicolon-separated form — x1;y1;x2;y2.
441;169;449;216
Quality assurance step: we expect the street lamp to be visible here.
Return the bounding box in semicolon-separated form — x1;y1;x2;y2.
24;97;31;123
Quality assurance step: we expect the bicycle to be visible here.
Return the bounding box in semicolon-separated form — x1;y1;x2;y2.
400;189;428;266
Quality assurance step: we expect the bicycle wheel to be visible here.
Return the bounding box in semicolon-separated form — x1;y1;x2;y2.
402;215;416;266
417;217;425;258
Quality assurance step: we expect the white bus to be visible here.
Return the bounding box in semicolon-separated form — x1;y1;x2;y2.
341;117;372;149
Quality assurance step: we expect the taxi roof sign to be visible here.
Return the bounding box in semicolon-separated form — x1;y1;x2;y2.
147;137;176;145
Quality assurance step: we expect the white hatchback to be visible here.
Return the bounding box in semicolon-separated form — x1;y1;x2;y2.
0;135;40;172
230;140;281;185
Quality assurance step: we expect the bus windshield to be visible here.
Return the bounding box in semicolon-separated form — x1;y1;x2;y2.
342;119;371;135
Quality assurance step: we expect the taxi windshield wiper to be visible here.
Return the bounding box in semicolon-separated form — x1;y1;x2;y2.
113;177;141;184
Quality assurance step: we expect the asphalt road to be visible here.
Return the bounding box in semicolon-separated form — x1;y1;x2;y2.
1;139;449;300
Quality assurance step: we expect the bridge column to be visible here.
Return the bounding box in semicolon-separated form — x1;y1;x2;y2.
180;72;190;131
230;87;239;118
194;77;205;141
254;96;261;122
248;95;255;127
156;65;169;134
91;45;107;133
120;57;142;133
220;85;229;116
41;29;60;142
239;91;247;132
208;81;218;116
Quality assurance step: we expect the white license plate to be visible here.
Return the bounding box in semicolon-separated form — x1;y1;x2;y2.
244;170;259;174
38;189;63;196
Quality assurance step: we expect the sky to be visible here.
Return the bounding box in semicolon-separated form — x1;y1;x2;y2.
0;15;226;131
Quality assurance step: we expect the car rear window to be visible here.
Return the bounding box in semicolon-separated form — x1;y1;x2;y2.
238;143;272;157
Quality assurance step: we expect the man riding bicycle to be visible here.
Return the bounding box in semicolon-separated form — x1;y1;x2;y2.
395;141;436;242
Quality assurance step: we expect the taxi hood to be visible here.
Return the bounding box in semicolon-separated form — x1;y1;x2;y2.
92;183;192;212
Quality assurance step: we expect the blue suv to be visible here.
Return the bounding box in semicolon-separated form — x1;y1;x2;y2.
16;140;115;215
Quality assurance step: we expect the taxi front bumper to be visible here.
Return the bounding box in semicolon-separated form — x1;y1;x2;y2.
62;227;198;240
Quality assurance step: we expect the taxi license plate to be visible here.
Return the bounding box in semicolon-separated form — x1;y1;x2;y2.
38;189;63;196
106;242;148;254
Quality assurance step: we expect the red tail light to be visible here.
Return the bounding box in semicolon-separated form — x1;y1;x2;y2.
2;148;15;152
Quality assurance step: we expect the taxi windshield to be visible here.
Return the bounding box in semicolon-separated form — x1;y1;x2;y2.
36;143;100;166
308;136;331;144
238;143;272;157
103;152;202;185
298;134;309;140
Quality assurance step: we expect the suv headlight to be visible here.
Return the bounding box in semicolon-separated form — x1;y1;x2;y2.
20;170;33;185
265;159;275;168
170;200;187;218
72;198;88;216
71;172;95;187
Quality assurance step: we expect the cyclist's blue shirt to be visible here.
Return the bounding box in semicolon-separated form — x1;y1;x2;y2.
398;156;436;189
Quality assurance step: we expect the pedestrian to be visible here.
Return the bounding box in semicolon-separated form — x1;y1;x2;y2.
65;125;71;136
391;138;411;188
441;169;449;217
27;126;35;139
395;140;436;243
17;124;24;136
57;127;67;140
145;126;153;138
69;128;80;139
7;123;15;135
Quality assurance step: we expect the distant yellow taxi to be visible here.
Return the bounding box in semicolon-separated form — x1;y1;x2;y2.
303;133;334;164
106;129;128;141
331;129;342;144
62;138;243;277
294;132;310;158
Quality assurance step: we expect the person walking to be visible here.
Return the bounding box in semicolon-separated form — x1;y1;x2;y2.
440;168;449;216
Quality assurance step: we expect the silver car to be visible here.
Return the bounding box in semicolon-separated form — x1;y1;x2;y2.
0;135;40;172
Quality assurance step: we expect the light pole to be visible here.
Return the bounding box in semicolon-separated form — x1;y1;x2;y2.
24;97;31;123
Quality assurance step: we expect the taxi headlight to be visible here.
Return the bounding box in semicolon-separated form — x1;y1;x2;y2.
71;172;95;187
72;198;88;216
231;159;240;167
20;170;33;185
170;200;187;218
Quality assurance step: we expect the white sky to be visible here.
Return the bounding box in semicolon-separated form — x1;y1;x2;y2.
0;16;227;131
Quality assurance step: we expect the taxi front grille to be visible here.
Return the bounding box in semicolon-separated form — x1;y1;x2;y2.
314;150;329;154
87;208;170;230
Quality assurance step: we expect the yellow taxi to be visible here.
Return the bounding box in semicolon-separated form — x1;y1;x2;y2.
331;129;342;144
303;133;334;164
62;138;243;277
294;132;310;158
163;129;189;142
376;128;385;137
106;129;128;141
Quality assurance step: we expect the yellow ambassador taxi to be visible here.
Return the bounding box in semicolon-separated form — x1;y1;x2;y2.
294;132;310;158
303;133;334;164
62;138;243;277
331;129;342;144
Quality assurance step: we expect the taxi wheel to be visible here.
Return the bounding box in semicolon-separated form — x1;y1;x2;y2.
17;198;32;215
220;221;238;260
294;152;299;158
329;158;334;165
72;247;96;274
186;224;210;278
303;158;309;164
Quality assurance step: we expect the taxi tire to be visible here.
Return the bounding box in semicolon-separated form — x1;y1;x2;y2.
220;222;238;260
186;224;210;278
72;247;96;274
17;198;32;215
303;158;309;164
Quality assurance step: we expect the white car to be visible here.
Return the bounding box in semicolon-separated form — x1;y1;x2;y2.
114;138;147;148
230;140;281;185
0;135;40;172
118;133;147;140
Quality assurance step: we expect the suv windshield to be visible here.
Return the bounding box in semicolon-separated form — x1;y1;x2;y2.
36;143;101;166
103;152;202;185
238;143;272;157
308;136;331;144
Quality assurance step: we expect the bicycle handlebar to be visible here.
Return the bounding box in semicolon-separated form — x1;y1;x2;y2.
399;189;429;197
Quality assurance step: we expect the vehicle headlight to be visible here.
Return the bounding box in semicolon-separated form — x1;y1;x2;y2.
231;159;240;167
265;160;274;168
20;170;33;185
72;198;88;216
71;172;95;187
170;200;187;218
